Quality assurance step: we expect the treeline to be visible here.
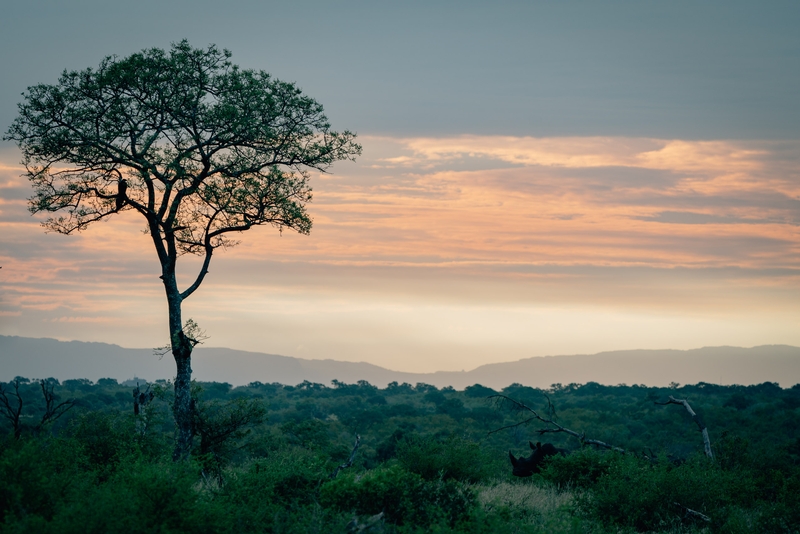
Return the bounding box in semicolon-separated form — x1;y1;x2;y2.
1;377;799;532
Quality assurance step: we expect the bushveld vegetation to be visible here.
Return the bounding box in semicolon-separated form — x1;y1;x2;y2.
1;377;799;533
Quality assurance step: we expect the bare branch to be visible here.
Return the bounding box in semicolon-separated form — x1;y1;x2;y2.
656;396;713;459
0;378;25;439
330;434;361;479
488;394;627;453
673;502;711;523
180;246;213;300
37;379;75;431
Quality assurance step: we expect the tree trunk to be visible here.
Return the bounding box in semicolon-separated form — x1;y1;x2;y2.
165;274;194;460
173;343;193;459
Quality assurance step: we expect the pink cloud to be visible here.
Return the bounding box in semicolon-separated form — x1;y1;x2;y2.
1;136;798;367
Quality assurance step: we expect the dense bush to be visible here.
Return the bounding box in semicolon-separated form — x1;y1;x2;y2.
580;454;741;531
47;459;226;534
540;448;617;488
396;434;495;483
0;438;223;534
319;464;476;527
2;377;799;532
0;437;87;526
67;410;170;475
215;447;337;531
226;447;329;507
543;447;800;533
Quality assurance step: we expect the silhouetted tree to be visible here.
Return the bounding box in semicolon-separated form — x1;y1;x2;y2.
0;377;74;438
5;41;360;458
0;377;26;439
36;378;75;432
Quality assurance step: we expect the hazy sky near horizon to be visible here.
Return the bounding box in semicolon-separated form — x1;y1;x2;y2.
1;1;799;373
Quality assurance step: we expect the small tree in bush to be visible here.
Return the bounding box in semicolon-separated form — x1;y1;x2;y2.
396;434;493;483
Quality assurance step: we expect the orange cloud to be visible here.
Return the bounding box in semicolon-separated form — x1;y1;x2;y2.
384;135;772;174
251;135;799;272
398;136;657;167
4;136;799;275
1;137;798;369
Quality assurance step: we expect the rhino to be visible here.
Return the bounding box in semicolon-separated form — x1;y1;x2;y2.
508;441;566;477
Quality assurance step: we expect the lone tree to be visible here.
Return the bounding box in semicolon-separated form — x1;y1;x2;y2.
4;41;361;458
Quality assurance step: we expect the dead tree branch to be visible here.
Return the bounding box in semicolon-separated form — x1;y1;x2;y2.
656;396;713;459
346;511;384;533
330;434;361;479
488;394;626;453
133;382;154;415
673;502;711;523
36;379;75;432
0;378;25;439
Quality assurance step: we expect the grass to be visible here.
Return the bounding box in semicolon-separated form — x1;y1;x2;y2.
471;479;581;532
477;480;575;516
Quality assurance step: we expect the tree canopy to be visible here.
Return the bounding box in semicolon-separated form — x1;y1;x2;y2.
7;40;359;272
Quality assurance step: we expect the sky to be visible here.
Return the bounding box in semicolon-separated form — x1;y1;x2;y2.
1;1;799;373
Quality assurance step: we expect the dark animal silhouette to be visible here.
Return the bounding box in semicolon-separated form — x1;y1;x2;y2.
115;178;128;211
509;441;566;477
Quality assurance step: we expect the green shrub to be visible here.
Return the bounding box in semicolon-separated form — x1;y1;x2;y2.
226;446;328;503
0;437;88;525
66;410;169;474
0;443;224;534
531;444;800;533
375;428;409;462
280;418;331;450
396;434;493;483
756;470;800;534
580;454;754;532
319;464;475;527
539;448;616;488
45;459;225;534
214;446;331;531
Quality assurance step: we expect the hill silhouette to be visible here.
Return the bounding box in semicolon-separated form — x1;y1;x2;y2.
2;335;799;388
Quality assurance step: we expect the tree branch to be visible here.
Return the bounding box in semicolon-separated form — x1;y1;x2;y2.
34;379;75;433
656;396;713;459
673;502;711;523
330;434;361;479
0;378;24;439
488;394;627;453
180;245;213;300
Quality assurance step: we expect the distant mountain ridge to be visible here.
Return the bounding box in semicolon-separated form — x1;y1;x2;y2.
2;335;799;388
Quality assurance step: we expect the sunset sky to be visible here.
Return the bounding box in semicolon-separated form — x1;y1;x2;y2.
1;1;799;373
